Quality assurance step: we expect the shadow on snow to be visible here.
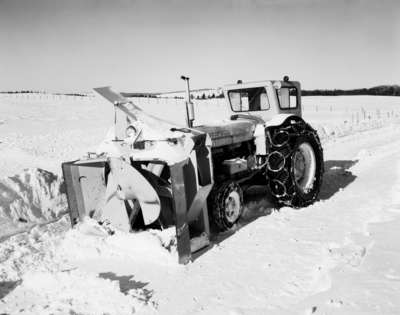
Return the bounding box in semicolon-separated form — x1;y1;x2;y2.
0;280;21;300
319;159;358;200
192;159;357;262
98;272;153;305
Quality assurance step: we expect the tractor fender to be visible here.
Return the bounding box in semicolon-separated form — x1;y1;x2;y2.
265;114;304;128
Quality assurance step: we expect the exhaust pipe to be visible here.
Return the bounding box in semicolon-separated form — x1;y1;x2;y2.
181;75;195;128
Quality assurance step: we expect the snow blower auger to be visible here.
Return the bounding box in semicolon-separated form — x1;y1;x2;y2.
62;76;324;264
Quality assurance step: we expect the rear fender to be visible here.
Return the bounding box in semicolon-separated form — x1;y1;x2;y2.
265;114;303;127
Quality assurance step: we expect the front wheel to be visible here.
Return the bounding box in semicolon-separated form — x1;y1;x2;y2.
267;123;324;207
208;181;244;231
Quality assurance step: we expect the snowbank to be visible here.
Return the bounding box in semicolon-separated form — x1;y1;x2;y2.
2;269;147;315
0;168;67;241
57;218;178;264
0;168;67;238
310;118;400;142
0;217;176;314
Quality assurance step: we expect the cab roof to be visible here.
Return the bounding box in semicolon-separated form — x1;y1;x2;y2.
223;79;300;91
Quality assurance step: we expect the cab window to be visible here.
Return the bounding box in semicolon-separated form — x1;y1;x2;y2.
228;87;270;112
277;87;298;109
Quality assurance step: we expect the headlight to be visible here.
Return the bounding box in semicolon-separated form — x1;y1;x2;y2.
126;125;137;138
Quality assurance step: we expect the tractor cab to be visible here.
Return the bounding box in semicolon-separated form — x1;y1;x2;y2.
223;78;302;122
194;78;302;149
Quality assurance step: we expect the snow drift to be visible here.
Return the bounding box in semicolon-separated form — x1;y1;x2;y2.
0;168;67;237
0;217;175;314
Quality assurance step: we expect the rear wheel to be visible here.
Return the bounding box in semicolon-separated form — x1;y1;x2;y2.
208;181;244;231
267;119;323;207
293;142;316;193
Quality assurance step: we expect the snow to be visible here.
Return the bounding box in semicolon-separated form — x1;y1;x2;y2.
3;268;151;315
0;168;66;240
1;93;400;314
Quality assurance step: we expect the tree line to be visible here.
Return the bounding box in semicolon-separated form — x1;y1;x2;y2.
302;85;400;96
2;85;399;98
0;91;88;97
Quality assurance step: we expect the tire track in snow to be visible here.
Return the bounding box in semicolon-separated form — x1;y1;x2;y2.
286;130;400;315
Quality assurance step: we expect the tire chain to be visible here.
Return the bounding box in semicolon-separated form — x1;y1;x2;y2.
208;181;243;231
266;121;322;205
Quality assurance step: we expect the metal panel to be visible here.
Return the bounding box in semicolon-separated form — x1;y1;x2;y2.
62;161;83;225
62;160;107;225
170;159;192;264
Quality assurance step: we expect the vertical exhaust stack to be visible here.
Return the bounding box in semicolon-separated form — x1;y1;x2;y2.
181;75;195;128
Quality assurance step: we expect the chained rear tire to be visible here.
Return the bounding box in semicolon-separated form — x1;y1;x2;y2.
267;119;324;207
208;181;243;231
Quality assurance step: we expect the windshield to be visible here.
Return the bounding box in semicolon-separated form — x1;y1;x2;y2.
228;87;270;112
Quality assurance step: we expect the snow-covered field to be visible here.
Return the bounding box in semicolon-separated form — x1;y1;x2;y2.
1;93;400;314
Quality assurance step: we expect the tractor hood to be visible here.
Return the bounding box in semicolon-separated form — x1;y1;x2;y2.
195;120;256;148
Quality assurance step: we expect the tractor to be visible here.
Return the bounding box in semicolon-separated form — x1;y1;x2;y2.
62;76;324;264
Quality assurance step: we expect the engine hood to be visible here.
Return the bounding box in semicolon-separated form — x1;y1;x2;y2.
194;119;257;148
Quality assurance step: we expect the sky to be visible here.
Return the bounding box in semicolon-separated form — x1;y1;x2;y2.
0;0;399;92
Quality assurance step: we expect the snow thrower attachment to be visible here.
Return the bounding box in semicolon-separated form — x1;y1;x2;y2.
62;87;213;264
62;77;324;264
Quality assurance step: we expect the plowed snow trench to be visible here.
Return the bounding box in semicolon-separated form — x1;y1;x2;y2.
1;94;400;315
